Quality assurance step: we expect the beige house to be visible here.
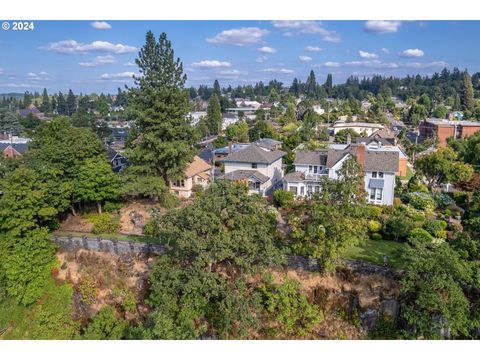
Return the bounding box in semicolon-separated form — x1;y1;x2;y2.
169;156;212;198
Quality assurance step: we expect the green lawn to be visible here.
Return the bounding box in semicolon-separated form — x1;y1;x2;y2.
343;238;407;269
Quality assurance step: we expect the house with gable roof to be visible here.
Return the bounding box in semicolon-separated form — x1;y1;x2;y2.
217;144;286;196
283;143;398;205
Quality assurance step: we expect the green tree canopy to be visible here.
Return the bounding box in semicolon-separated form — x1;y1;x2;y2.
124;31;197;185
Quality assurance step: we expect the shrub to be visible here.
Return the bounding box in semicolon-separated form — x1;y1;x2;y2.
423;219;447;239
402;192;435;212
433;193;455;208
191;184;205;197
368;220;382;233
366;205;382;219
86;213;120;234
103;201;123;213
407;228;434;246
371;233;383;241
159;192;180;209
273;189;294;208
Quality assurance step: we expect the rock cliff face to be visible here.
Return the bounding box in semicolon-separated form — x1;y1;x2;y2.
276;265;401;336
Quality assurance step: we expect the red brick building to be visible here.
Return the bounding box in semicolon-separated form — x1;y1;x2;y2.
419;118;480;147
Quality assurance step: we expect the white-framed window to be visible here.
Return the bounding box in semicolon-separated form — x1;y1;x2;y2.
369;188;383;203
300;186;305;196
372;171;377;178
289;186;298;195
307;185;313;194
376;188;383;201
314;186;321;193
378;172;384;178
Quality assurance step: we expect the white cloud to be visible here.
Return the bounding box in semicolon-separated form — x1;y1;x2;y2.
299;55;312;62
191;60;231;69
0;82;38;88
123;61;136;67
206;27;270;46
403;61;447;69
305;46;322;52
399;48;425;58
90;21;112;30
217;69;247;79
344;60;399;69
358;50;379;59
257;46;277;54
255;56;268;63
381;48;390;54
79;55;117;67
272;21;341;43
27;72;50;81
100;72;136;79
364;21;402;34
261;68;295;74
316;61;341;68
41;40;137;54
0;68;4;75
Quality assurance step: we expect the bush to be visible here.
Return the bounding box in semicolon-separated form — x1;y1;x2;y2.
433;193;455;208
159;192;180;209
366;205;382;219
191;184;205;197
423;219;447;239
273;189;294;208
368;220;382;233
371;233;383;241
402;192;435;212
103;201;123;213
407;228;434;245
86;213;120;234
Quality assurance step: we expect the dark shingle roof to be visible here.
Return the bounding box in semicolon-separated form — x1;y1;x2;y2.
283;171;306;182
325;145;399;172
218;170;269;183
253;138;283;150
294;150;328;166
224;145;286;164
364;150;399;172
0;143;28;154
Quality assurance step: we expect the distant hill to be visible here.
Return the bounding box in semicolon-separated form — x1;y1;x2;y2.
0;93;24;100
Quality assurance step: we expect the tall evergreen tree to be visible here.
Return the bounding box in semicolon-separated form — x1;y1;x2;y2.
305;70;317;98
57;92;67;115
39;88;51;113
324;74;333;97
124;31;197;184
461;71;475;112
0;112;21;135
213;80;221;99
206;94;222;135
66;89;76;116
290;78;300;97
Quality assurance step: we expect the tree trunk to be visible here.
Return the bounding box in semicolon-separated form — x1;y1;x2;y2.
97;202;102;213
71;205;76;216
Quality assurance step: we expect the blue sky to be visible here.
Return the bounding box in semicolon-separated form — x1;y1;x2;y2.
0;20;479;94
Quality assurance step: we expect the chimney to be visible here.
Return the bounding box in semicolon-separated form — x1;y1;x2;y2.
346;133;351;145
228;141;233;154
356;144;366;167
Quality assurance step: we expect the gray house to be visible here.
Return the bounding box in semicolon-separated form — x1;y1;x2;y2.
218;145;286;196
283;144;398;205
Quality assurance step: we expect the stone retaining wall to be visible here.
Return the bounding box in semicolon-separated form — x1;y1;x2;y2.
52;235;165;255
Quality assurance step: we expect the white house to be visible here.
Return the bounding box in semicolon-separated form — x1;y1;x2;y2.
283;143;398;205
218;145;286;196
332;121;384;137
187;111;207;126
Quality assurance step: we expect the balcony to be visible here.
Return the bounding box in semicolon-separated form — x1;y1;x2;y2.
304;172;328;181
